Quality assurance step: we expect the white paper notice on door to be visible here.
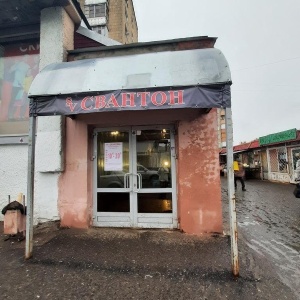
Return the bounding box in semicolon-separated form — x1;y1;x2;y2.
104;142;123;171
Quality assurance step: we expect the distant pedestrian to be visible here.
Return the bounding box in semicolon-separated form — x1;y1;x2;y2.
234;157;246;191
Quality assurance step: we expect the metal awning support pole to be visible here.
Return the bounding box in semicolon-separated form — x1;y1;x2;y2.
225;107;239;276
25;115;37;259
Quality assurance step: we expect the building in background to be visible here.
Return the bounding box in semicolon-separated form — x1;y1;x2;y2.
82;0;138;44
219;128;300;184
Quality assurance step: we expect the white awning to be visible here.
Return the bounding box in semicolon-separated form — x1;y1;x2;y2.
29;48;231;97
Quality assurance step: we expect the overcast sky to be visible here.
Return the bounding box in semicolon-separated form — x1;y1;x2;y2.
132;0;300;144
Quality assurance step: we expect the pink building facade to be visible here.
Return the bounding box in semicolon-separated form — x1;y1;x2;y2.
57;108;223;235
29;37;231;235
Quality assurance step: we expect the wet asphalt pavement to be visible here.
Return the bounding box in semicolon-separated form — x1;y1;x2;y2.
0;178;299;300
222;177;300;299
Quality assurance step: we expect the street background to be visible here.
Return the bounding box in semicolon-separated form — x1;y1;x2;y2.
222;177;300;298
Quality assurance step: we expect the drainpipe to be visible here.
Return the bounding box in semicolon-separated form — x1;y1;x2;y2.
225;107;239;277
25;115;37;259
70;0;92;30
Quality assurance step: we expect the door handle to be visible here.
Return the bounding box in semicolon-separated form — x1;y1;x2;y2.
133;173;142;192
124;173;131;189
138;173;142;190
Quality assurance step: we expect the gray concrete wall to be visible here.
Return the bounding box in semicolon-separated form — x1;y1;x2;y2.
0;145;28;221
34;7;75;223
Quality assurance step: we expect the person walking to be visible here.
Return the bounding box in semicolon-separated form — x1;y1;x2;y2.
234;158;246;191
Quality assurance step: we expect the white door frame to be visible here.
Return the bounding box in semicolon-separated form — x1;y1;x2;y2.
92;126;133;227
92;125;178;229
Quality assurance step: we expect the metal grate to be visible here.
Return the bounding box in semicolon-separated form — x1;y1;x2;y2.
268;147;288;173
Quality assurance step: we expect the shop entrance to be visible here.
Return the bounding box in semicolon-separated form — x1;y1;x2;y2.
93;126;177;228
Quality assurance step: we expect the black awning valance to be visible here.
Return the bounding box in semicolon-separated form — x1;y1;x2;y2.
29;84;231;116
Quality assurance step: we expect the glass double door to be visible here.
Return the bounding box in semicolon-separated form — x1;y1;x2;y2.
93;126;177;228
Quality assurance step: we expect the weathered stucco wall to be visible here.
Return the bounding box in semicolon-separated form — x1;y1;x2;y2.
34;116;62;223
0;145;28;221
177;108;223;234
34;7;75;223
58;118;92;228
57;109;222;231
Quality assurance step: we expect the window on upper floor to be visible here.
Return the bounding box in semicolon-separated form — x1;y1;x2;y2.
84;4;106;18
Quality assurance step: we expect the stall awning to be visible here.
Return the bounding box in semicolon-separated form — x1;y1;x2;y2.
28;48;231;116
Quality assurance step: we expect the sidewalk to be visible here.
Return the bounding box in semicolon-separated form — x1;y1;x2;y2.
0;221;296;300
